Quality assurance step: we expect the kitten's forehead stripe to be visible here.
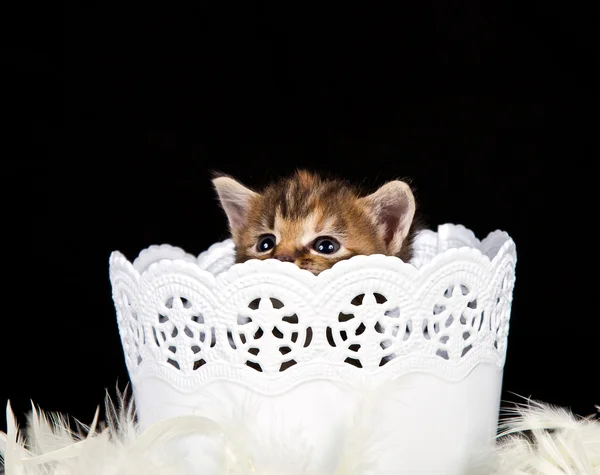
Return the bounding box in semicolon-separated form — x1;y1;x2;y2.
314;211;328;234
267;209;275;229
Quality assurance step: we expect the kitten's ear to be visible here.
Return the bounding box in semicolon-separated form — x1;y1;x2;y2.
212;176;258;236
360;180;416;255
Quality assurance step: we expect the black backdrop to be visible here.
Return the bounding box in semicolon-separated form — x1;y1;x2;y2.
2;2;597;434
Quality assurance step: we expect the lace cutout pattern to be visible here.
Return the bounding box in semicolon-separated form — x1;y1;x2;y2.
110;224;516;393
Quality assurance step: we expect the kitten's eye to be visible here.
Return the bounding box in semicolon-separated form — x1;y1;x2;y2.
256;234;276;253
313;237;340;255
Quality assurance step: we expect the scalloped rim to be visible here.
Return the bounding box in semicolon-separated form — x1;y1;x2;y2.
111;224;516;283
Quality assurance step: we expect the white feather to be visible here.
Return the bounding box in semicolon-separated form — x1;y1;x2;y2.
494;398;600;474
2;390;600;474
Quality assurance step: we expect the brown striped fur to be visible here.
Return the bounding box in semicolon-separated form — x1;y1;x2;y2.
213;170;420;275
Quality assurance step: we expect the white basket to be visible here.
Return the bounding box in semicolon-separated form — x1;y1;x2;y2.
109;223;516;474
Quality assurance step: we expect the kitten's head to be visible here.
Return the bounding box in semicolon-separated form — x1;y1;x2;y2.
213;170;416;275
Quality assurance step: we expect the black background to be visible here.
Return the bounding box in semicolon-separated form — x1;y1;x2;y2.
2;2;597;433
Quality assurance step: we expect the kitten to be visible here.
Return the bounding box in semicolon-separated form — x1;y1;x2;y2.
213;170;419;275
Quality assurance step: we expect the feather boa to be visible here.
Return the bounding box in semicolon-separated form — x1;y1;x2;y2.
1;389;599;474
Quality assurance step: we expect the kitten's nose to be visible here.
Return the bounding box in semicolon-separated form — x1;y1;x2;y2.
274;254;295;262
